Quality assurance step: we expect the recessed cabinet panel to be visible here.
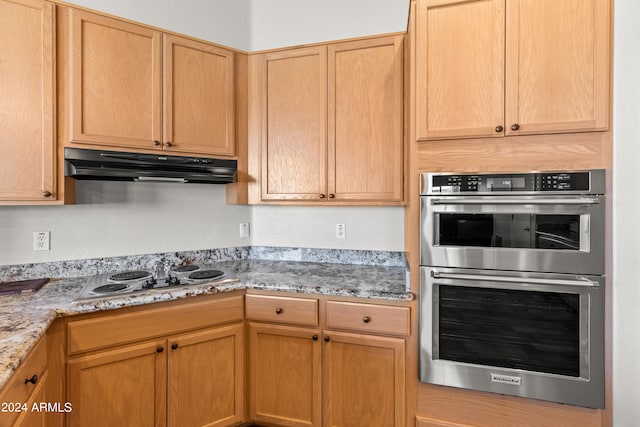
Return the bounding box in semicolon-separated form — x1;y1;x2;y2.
0;0;55;202
69;9;162;150
260;47;328;200
164;35;235;156
329;36;404;202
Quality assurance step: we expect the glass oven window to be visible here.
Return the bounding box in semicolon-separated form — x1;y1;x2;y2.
438;214;581;250
437;285;580;377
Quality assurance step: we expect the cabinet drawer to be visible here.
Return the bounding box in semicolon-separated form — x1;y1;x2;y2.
326;301;410;336
0;336;47;426
245;295;318;326
67;295;243;355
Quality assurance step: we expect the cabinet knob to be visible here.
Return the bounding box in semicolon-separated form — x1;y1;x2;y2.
363;316;371;323
156;346;164;353
328;193;335;199
171;343;178;350
166;141;173;147
319;193;326;199
511;123;520;131
275;307;283;315
495;125;504;133
153;140;161;146
42;191;52;198
312;335;319;341
24;374;38;385
324;336;330;343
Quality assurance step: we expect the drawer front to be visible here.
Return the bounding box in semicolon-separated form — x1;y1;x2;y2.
67;295;243;355
326;301;410;336
0;336;47;426
245;294;318;326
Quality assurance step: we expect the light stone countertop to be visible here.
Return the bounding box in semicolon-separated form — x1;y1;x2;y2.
0;259;412;392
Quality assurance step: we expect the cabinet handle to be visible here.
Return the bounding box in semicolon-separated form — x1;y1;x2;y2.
495;125;503;133
153;140;161;146
312;335;318;341
166;141;173;147
275;307;283;314
171;343;178;350
156;346;164;353
42;191;52;198
324;336;330;343
363;316;371;323
511;123;520;131
24;374;38;385
328;193;335;199
319;193;326;199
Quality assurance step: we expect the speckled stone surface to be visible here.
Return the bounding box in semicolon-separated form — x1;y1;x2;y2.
0;251;411;392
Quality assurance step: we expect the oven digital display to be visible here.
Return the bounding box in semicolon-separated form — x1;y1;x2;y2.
486;177;526;190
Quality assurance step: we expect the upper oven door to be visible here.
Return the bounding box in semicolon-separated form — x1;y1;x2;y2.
420;195;605;275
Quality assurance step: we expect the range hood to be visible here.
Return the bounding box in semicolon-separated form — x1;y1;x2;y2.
64;148;237;184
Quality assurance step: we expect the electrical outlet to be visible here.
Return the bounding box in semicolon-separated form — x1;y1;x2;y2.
33;231;50;251
336;224;346;239
239;223;250;238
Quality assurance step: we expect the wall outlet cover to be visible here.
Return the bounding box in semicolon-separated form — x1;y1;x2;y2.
33;231;50;251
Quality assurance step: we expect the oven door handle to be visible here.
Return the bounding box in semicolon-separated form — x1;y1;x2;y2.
430;270;599;287
429;197;600;206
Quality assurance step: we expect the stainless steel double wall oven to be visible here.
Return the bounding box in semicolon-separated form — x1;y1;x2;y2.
419;170;606;408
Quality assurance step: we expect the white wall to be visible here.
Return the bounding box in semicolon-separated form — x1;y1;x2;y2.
612;0;640;425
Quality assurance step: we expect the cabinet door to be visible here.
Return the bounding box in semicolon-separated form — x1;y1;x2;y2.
67;340;167;427
0;0;55;202
13;370;48;427
163;35;235;156
167;324;244;427
259;47;328;201
68;9;162;150
323;331;405;427
249;323;322;427
505;0;610;135
416;0;505;140
328;36;404;202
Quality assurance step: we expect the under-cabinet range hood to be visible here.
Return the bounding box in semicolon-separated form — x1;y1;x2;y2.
64;148;237;184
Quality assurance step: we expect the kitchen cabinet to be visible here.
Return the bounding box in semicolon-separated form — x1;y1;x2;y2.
256;35;404;204
0;336;48;427
66;295;244;427
246;294;407;427
65;8;234;156
0;0;56;203
416;0;610;140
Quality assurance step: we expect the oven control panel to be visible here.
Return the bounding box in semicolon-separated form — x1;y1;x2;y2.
428;171;593;194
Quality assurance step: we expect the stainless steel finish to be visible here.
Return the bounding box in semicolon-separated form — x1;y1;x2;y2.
420;267;605;409
429;197;599;205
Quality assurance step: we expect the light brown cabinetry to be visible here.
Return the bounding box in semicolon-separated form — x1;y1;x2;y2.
416;0;610;140
0;0;56;203
256;35;404;204
246;294;407;427
0;336;48;427
66;295;244;427
65;8;234;156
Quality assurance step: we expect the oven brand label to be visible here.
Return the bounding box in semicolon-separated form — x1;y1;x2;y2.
490;373;522;386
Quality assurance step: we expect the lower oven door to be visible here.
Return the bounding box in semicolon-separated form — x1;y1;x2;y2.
419;267;605;408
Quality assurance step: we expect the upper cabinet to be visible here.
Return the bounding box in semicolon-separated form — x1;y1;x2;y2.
0;0;56;203
416;0;610;141
65;9;235;156
255;35;405;204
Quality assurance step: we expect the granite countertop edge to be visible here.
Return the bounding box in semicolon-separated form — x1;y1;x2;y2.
0;260;413;392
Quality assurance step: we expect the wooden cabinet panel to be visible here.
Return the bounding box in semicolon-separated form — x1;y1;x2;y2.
13;371;48;427
328;36;404;202
325;301;410;336
0;0;55;202
416;0;504;140
505;0;610;135
249;323;322;427
323;331;405;427
259;46;328;201
167;324;243;427
163;35;235;156
246;294;319;326
68;9;162;150
66;339;167;427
